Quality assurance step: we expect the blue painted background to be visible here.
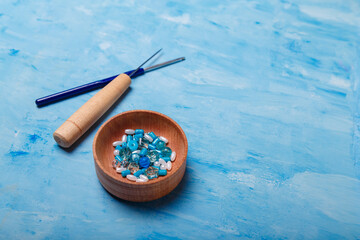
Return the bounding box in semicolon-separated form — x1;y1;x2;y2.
1;0;360;239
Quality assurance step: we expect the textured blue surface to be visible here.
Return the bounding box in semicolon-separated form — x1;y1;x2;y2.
1;0;360;239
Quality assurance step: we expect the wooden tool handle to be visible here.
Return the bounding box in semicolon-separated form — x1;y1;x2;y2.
53;74;131;148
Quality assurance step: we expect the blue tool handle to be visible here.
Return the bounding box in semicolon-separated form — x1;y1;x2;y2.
35;68;145;107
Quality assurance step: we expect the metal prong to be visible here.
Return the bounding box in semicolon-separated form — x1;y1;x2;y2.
144;57;185;73
128;48;162;78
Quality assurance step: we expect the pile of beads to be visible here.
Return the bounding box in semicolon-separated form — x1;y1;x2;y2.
112;129;176;182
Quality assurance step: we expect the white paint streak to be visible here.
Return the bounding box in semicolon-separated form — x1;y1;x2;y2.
299;5;360;26
184;68;248;89
283;32;303;40
329;75;351;89
290;172;360;225
99;42;111;50
75;6;93;16
161;14;190;24
229;172;256;188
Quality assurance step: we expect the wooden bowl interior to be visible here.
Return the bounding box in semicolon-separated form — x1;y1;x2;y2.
94;110;187;185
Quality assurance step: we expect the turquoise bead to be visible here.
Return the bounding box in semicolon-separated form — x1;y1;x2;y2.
161;147;172;157
121;169;131;177
148;144;156;150
158;169;167;176
133;169;144;177
152;137;160;145
127;140;138;151
134;133;143;141
140;148;148;156
148;132;157;139
163;157;171;162
115;155;122;163
115;145;123;151
140;138;149;146
156;140;166;150
126;135;132;142
135;129;144;134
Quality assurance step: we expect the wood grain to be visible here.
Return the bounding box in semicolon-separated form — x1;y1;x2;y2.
54;74;131;148
93;110;188;202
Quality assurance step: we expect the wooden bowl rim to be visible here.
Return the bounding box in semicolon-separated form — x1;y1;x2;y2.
93;110;188;186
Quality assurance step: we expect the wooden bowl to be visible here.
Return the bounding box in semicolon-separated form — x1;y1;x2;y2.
93;110;188;202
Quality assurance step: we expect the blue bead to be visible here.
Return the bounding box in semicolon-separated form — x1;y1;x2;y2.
134;133;143;141
148;144;156;150
133;170;142;177
148;132;157;139
127;140;138;151
115;145;123;151
115;155;122;163
153;166;160;170
140;148;148;156
121;142;127;148
162;157;171;162
152;137;160;145
139;156;150;168
156;140;166;150
121;169;131;177
158;169;167;176
135;129;144;134
127;135;133;142
161;147;172;157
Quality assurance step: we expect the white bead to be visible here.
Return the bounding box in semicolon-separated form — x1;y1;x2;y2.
121;134;127;142
112;141;123;147
116;167;126;173
159;136;168;144
159;158;166;166
160;164;167;170
126;174;137;181
171;151;176;161
114;150;120;156
167;161;172;171
144;133;153;142
125;129;135;135
136;179;146;183
132;150;140;154
139;175;149;182
154;161;160;167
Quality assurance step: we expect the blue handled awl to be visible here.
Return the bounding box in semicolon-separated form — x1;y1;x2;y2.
35;57;185;107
